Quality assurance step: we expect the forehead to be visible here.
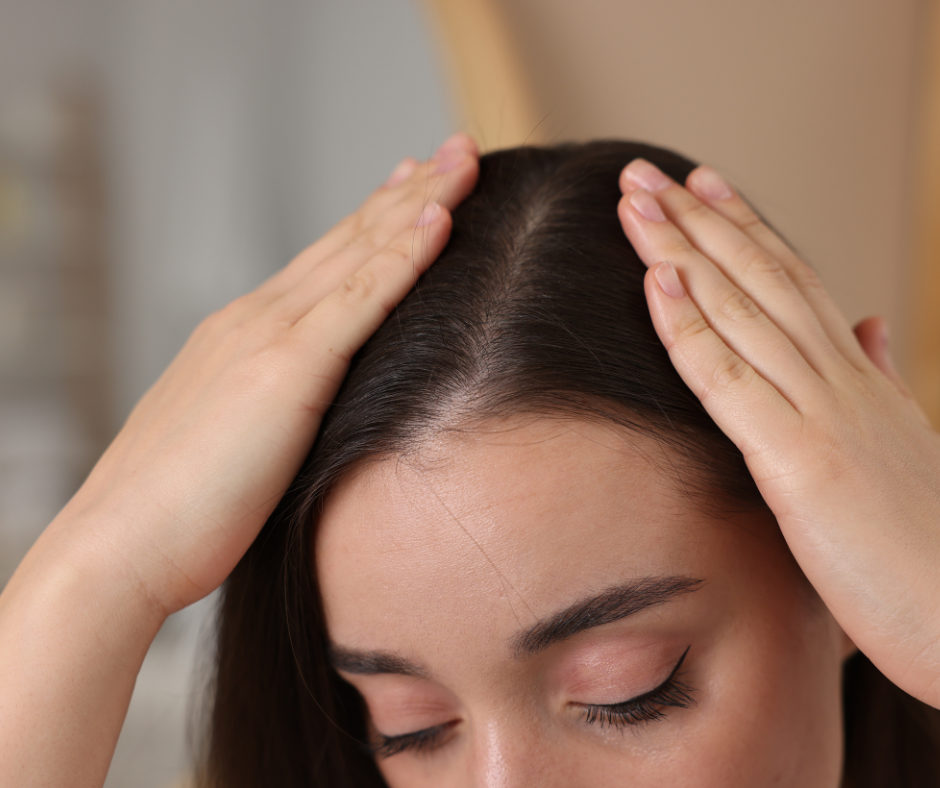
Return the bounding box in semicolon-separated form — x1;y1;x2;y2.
315;418;732;644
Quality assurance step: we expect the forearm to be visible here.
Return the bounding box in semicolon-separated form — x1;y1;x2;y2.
0;516;165;788
0;134;478;787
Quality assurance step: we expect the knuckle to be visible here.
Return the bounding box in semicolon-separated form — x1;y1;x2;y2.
736;208;764;233
383;238;415;267
716;288;762;323
790;261;825;293
660;233;695;261
196;309;226;336
736;246;786;282
672;311;713;348
348;224;380;252
677;199;713;225
338;269;378;303
199;295;252;333
338;210;366;239
712;353;753;392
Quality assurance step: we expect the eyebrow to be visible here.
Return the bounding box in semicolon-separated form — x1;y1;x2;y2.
328;575;703;677
510;575;704;659
328;646;429;678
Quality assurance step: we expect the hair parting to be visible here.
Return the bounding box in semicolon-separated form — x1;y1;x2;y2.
196;141;940;788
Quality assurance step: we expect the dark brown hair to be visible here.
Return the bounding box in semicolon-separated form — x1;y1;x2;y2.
197;141;940;787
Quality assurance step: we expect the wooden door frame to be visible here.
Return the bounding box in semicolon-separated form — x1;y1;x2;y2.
910;0;940;426
418;0;546;151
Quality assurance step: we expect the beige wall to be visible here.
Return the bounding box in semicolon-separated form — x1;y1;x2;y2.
431;0;924;375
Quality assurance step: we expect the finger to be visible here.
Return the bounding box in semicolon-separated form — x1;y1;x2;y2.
644;260;801;462
680;163;869;371
382;156;420;189
276;198;446;325
853;316;895;379
260;137;478;302
316;132;477;254
621;159;868;379
619;187;829;407
288;202;452;401
355;133;479;236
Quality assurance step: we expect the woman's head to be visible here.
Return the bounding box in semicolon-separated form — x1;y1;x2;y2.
200;142;940;788
318;415;847;786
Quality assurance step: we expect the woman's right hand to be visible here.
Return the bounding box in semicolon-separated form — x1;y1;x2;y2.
63;133;479;618
0;133;479;788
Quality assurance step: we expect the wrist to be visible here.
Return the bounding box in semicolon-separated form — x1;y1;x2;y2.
2;506;169;653
0;511;167;787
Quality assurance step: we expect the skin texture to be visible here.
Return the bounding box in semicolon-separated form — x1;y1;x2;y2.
317;417;852;787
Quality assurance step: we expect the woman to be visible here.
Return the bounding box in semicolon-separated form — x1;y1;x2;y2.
1;135;939;787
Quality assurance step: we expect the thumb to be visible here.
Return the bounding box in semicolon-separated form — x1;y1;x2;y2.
853;317;929;421
853;316;897;380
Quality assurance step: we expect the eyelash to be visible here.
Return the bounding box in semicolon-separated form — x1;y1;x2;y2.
579;645;695;728
367;646;696;759
368;722;452;759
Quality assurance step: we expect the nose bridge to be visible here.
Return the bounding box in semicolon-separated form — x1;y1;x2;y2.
470;716;556;788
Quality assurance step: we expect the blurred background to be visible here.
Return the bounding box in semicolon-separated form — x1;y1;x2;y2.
1;0;938;785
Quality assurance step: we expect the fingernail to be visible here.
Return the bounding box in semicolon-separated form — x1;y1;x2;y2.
630;189;667;222
384;157;416;188
654;261;686;298
416;202;441;227
433;150;464;174
624;158;672;192
435;132;466;158
693;166;734;201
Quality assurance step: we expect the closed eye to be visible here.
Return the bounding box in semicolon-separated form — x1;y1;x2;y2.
579;645;695;728
367;720;457;759
363;646;696;759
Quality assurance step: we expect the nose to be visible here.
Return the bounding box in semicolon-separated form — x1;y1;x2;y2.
469;719;558;788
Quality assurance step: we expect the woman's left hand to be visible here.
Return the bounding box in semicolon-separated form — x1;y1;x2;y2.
617;158;940;708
